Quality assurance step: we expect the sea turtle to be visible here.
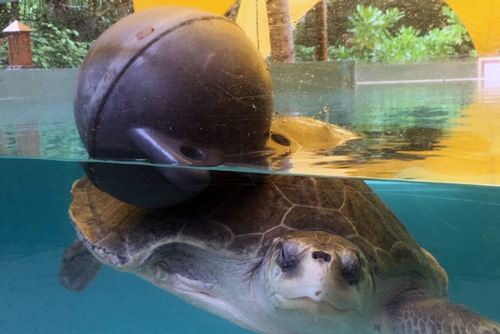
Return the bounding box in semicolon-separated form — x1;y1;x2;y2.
61;172;500;334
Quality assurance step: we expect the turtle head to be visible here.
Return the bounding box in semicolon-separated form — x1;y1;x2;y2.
263;231;373;329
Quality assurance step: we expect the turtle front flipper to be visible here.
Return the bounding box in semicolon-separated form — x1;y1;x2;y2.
60;239;103;291
382;296;500;334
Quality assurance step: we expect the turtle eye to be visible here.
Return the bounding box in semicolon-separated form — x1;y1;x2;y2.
152;261;170;281
277;242;300;272
339;250;361;285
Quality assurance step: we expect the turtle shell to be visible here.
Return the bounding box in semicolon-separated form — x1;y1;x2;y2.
70;172;437;281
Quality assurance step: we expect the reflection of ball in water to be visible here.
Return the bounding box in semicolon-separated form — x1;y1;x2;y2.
483;227;500;244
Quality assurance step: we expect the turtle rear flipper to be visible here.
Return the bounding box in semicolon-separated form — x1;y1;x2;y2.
383;296;500;333
60;239;103;291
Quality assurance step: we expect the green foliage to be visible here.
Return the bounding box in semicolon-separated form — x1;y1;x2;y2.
329;45;354;61
0;38;8;68
0;0;131;68
294;44;316;62
294;0;448;50
31;22;91;68
328;5;475;63
0;22;91;68
347;5;404;55
16;0;132;41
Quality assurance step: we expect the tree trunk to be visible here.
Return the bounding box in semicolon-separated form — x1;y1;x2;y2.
266;0;295;63
314;0;328;61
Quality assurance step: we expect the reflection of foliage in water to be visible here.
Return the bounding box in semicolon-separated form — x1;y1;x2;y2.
326;101;461;164
0;130;17;156
323;126;446;165
274;81;474;166
276;81;473;132
39;121;87;159
348;83;471;131
0;121;86;159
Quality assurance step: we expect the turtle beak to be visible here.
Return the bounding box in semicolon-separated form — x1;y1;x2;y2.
275;249;365;314
267;242;374;317
307;250;365;315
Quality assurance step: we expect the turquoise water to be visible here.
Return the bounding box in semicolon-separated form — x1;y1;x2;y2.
1;158;499;333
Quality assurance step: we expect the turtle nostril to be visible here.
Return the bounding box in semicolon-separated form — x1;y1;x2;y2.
339;250;361;285
312;251;332;263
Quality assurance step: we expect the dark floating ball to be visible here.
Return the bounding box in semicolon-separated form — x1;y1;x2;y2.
74;6;274;208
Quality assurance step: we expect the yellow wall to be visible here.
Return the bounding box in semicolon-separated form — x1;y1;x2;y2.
133;0;234;15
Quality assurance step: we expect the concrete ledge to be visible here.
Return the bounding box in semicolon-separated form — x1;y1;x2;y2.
356;59;477;84
0;68;78;100
0;60;479;101
269;61;355;92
